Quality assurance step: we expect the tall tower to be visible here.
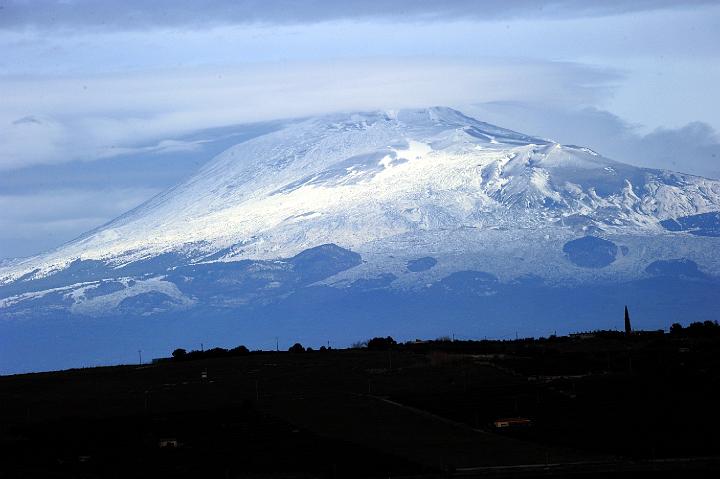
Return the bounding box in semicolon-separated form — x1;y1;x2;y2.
624;305;632;335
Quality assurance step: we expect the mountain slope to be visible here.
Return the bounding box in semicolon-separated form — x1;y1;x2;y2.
2;107;719;282
1;107;720;373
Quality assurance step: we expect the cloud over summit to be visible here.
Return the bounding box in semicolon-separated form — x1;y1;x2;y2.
0;58;619;171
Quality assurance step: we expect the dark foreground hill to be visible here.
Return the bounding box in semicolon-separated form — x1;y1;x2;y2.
2;328;720;478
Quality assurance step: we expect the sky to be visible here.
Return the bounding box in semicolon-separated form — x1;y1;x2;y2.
1;0;719;259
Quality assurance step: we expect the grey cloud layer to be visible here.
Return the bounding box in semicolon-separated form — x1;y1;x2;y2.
1;0;715;29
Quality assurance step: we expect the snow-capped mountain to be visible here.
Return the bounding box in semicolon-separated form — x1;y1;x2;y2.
2;107;720;373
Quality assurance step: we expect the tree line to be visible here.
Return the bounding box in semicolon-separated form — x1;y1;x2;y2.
169;321;720;362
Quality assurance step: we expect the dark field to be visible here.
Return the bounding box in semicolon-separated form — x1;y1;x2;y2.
1;330;720;478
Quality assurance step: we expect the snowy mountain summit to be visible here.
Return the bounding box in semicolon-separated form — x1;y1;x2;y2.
2;107;720;372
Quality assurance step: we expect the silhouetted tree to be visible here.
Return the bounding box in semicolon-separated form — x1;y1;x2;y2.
669;321;720;337
687;320;720;337
229;345;250;356
367;336;396;350
289;343;305;353
185;350;204;360
205;347;228;358
172;348;187;360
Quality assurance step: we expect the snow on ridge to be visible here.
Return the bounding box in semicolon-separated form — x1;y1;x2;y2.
69;277;194;316
1;107;720;284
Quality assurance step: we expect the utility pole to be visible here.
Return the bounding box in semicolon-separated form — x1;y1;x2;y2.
138;350;142;365
201;342;204;352
275;337;279;352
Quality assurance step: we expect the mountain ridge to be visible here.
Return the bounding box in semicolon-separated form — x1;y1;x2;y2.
2;107;720;373
2;107;719;284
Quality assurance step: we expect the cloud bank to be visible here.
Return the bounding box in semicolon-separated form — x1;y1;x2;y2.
0;58;619;170
467;103;720;179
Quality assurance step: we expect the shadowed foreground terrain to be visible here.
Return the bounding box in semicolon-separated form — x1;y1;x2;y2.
1;326;720;478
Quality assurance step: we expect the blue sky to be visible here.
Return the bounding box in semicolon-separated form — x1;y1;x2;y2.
1;0;719;258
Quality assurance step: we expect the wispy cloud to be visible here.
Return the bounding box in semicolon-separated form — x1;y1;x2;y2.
0;58;619;170
1;0;714;30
